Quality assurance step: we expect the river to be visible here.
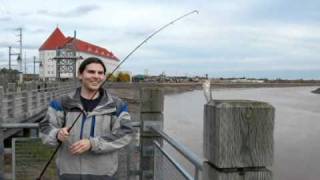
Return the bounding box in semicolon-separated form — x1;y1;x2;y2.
163;86;320;180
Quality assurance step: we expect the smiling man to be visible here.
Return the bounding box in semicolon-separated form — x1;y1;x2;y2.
39;57;133;180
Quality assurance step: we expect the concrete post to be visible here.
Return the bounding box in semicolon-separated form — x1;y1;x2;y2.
22;82;32;119
7;82;16;92
140;88;164;180
6;85;15;120
203;100;275;180
40;85;45;107
35;82;43;113
45;82;51;103
23;82;34;136
51;82;57;100
25;82;33;115
0;86;4;179
31;82;38;115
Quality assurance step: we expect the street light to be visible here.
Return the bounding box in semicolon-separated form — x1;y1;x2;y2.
17;55;21;62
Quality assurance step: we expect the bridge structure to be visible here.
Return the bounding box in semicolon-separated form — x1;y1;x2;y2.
0;82;275;180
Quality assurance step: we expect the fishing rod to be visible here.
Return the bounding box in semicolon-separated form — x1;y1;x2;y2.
36;10;199;180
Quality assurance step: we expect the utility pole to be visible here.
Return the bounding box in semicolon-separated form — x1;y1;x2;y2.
33;56;40;81
8;46;11;70
33;56;40;75
34;56;36;75
24;50;27;73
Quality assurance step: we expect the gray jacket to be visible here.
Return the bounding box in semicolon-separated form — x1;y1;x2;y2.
39;88;133;178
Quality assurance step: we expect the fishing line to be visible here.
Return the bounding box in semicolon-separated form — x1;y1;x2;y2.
36;10;198;179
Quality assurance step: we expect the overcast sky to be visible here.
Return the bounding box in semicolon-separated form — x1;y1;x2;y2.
0;0;319;79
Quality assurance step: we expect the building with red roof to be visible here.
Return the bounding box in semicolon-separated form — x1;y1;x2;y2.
39;27;119;80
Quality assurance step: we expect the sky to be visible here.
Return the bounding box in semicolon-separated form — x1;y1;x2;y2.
0;0;319;79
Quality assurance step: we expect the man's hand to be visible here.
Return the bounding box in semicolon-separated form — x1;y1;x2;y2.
69;139;91;155
57;127;70;142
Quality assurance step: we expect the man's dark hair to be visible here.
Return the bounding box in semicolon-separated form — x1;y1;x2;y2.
78;57;106;74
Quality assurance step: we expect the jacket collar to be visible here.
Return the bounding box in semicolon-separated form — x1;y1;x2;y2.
61;87;116;115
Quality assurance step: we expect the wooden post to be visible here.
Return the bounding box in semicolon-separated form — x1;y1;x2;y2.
0;86;4;179
203;100;274;180
140;88;164;180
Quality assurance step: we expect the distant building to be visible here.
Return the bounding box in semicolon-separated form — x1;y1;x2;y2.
39;27;119;80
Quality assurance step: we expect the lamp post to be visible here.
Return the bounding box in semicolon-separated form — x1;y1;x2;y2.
8;46;20;70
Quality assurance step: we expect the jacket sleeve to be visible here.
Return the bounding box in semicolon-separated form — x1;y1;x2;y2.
89;98;134;153
39;100;65;146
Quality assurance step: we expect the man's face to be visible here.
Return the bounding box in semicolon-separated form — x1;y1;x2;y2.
78;63;106;92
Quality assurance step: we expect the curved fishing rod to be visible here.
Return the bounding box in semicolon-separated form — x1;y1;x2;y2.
36;10;198;180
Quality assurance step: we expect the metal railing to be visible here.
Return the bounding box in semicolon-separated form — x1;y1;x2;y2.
1;123;203;180
0;123;40;180
149;126;203;180
0;122;141;180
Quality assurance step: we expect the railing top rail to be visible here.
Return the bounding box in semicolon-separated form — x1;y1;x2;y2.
0;123;39;129
0;122;139;129
153;140;194;180
149;126;203;170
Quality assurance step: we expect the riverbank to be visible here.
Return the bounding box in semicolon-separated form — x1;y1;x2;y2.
106;82;320;96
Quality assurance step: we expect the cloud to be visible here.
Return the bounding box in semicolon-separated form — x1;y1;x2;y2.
29;28;47;34
0;51;4;59
23;44;39;50
0;41;11;48
0;16;11;22
1;0;320;78
244;0;320;24
17;12;32;16
37;4;100;17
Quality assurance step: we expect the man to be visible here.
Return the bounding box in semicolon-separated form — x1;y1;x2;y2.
40;57;133;180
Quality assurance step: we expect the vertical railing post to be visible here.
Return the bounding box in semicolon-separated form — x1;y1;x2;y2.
140;87;164;180
203;100;275;180
0;86;4;179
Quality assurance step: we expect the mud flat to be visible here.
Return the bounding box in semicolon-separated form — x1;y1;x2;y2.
311;87;320;94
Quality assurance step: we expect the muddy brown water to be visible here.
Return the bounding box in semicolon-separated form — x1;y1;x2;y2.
164;86;320;180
